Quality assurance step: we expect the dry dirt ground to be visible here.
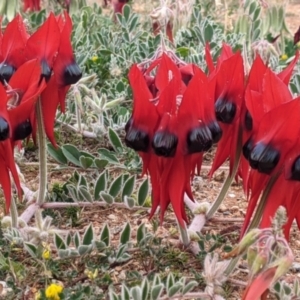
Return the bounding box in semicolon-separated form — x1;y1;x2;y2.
2;1;300;299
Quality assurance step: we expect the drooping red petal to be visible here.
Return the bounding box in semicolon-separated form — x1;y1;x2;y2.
40;75;60;147
25;12;60;67
242;267;277;300
1;14;28;67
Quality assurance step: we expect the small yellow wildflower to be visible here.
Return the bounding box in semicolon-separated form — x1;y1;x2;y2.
84;268;98;280
91;56;98;62
280;54;288;61
42;249;50;260
45;283;63;300
42;243;51;260
296;41;300;48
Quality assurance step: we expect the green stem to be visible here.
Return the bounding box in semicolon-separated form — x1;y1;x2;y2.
36;97;47;206
206;127;242;219
10;195;18;228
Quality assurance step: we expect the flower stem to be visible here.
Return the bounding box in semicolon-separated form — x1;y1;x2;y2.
36;97;47;206
206;127;242;219
178;221;190;247
10;195;18;228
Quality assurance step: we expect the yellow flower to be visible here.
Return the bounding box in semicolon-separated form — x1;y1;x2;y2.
84;268;98;280
296;41;300;48
42;243;51;260
42;249;50;260
45;283;63;300
280;54;288;61
91;56;98;62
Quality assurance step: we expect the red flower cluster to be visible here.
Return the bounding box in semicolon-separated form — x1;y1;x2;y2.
126;43;300;237
0;12;81;212
125;53;220;227
240;52;300;239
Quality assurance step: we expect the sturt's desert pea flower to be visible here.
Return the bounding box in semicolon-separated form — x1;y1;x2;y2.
0;12;81;213
125;51;219;227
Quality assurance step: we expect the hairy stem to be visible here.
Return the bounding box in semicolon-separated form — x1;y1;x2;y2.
10;196;18;228
36;97;47;206
178;221;190;247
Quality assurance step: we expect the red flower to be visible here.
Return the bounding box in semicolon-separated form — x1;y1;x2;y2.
0;59;46;212
0;14;28;83
205;43;245;177
126;52;218;226
240;52;300;237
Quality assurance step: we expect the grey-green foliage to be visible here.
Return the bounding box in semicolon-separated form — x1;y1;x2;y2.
109;273;198;300
272;278;300;300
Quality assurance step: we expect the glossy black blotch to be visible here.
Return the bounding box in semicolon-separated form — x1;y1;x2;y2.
0;63;15;84
207;121;222;144
40;60;52;82
14;120;32;141
249;142;280;174
0;117;9;141
187;125;213;154
242;137;253;160
63;63;82;86
215;98;236;124
125;118;149;152
290;156;300;181
152;131;178;157
244;110;253;131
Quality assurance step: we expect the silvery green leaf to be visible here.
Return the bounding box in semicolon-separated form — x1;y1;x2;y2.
78;186;93;202
74;231;81;248
58;249;70;259
138;178;149;206
109;174;123;197
136;223;145;244
166;273;175;290
122;175;135;200
100;224;110;246
108;127;123;152
182;281;198;294
120;223;131;244
79;156;94;169
124;196;135;209
167;283;183;297
141;278;149;300
116;244;127;260
151;284;164;300
121;284;130;300
62;144;82;167
131;286;141;300
82;224;94;245
94;171;107;200
54;233;67;250
100;191;114;204
24;243;38;258
78;245;92;255
93;240;107;251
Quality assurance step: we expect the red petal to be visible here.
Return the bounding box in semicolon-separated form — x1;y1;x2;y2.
242;267;276;300
25;12;60;65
